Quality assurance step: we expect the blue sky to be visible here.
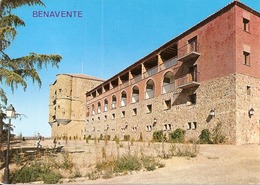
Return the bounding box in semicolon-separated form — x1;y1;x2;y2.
4;0;260;137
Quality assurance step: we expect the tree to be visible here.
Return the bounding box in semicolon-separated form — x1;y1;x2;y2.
0;0;62;137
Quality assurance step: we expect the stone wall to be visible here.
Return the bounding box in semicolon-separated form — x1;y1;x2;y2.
49;74;104;139
85;74;245;144
235;73;260;144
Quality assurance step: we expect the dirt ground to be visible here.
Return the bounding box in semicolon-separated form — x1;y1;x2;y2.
1;139;260;184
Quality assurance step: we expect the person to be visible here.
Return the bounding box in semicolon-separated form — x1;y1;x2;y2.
36;137;42;149
53;137;57;148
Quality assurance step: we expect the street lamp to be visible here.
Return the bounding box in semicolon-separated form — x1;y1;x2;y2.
4;104;15;184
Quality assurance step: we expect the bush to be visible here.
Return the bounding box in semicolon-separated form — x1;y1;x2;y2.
104;135;111;141
199;129;212;144
212;123;226;144
114;154;142;172
169;128;185;143
11;162;61;184
138;132;143;142
153;130;165;142
123;135;130;141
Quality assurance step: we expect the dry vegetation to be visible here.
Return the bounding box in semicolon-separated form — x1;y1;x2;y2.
0;137;259;184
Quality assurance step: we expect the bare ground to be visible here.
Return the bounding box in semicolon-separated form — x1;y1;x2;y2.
1;139;260;184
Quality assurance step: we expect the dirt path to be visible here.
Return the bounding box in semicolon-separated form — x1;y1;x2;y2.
1;140;259;184
66;142;260;184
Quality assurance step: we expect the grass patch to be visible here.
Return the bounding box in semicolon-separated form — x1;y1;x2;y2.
11;162;61;184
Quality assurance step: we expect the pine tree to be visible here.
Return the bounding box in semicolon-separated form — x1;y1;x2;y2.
0;0;62;105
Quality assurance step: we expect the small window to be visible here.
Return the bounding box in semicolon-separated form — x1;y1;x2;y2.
147;104;152;113
187;122;192;130
164;100;171;110
163;124;167;131
112;113;115;120
104;115;107;120
243;51;250;66
121;111;125;118
146;125;152;132
167;124;172;131
189;94;197;104
193;122;197;130
132;108;137;116
243;18;250;32
247;86;251;95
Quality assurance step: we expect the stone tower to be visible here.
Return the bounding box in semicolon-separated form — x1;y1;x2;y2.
49;74;104;139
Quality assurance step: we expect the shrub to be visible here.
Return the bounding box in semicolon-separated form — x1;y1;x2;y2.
199;129;212;144
212;122;226;144
99;134;103;140
169;128;185;143
114;154;142;172
11;162;61;184
104;135;111;141
141;156;156;171
113;135;120;144
138;132;143;142
123;135;130;141
153;130;165;142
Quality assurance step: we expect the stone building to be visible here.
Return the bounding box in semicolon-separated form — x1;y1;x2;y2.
84;1;260;145
49;74;104;139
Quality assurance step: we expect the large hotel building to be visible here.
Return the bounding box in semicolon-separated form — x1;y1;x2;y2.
49;1;260;145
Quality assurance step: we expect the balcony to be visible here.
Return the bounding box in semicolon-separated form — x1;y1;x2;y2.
178;42;200;62
131;74;142;84
176;72;200;89
121;99;127;107
145;89;155;99
132;94;139;103
111;103;116;109
160;57;178;70
162;82;175;94
144;66;158;78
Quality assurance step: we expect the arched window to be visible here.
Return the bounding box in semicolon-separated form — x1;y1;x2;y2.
91;104;95;115
104;99;108;112
162;71;175;94
97;102;101;113
112;95;117;109
132;86;139;103
121;91;127;107
145;79;155;99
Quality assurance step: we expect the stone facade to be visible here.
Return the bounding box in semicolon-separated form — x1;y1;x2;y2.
49;2;260;144
84;2;260;145
49;74;104;139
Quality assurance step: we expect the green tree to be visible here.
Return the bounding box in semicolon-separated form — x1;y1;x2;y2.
0;0;62;105
0;0;62;138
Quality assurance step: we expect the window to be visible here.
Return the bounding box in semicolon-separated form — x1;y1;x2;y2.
168;124;172;131
247;86;251;95
187;122;192;130
163;124;171;131
189;94;197;104
146;125;152;132
147;104;152;113
243;51;250;66
112;113;115;120
132;108;137;116
164;99;171;110
121;111;125;118
104;115;107;121
243;18;250;32
193;122;197;130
